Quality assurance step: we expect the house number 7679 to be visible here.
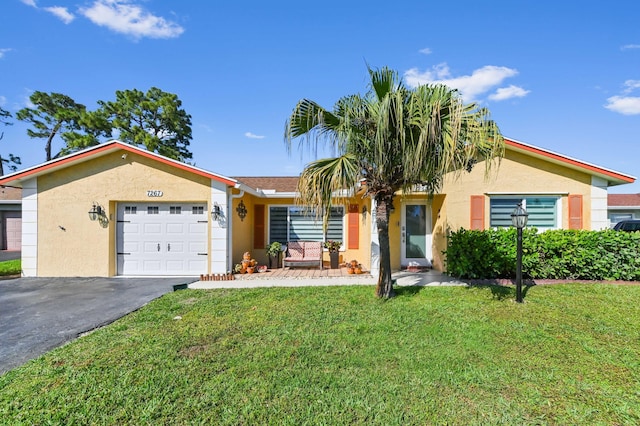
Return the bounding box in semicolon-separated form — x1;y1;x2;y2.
147;190;163;197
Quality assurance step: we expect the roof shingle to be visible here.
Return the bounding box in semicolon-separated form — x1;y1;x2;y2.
608;193;640;207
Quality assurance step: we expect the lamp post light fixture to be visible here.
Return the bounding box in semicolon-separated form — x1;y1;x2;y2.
88;203;103;221
211;202;222;221
510;202;529;303
236;200;247;221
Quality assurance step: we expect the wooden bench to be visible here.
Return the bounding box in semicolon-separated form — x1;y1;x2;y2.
283;241;323;270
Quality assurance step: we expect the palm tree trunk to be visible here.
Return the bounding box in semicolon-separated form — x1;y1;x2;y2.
375;197;394;298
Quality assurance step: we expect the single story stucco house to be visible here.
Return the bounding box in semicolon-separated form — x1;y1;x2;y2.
0;138;634;277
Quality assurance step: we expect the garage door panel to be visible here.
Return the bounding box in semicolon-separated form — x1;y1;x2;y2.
189;223;207;233
188;259;207;270
142;260;162;272
167;242;185;253
189;241;207;252
117;203;208;276
166;223;184;233
144;223;162;234
123;242;139;252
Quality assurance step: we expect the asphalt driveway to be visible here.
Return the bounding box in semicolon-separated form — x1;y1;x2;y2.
0;276;196;375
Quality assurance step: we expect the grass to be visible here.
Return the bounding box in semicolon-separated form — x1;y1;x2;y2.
0;259;20;276
1;284;639;424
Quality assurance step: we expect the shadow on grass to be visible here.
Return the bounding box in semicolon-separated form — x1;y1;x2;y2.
393;285;425;297
466;282;536;301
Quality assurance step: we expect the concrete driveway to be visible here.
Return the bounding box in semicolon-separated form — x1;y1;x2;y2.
0;276;196;375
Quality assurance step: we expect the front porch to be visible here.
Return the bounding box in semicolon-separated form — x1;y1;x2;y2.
235;265;373;280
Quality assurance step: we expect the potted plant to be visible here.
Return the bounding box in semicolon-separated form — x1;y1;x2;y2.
324;240;342;269
266;241;283;269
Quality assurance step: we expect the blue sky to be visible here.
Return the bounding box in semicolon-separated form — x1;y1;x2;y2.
1;0;639;193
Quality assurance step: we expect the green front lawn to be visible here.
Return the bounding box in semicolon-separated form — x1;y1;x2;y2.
1;284;639;424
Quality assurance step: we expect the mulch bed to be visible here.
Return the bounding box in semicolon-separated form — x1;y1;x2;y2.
465;278;640;286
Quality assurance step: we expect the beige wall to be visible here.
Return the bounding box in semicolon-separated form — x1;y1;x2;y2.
433;149;594;272
231;195;373;270
36;150;212;276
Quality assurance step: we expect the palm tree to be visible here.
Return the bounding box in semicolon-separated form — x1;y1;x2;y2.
285;66;504;298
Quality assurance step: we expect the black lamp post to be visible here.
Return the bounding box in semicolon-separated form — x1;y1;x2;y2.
511;202;528;303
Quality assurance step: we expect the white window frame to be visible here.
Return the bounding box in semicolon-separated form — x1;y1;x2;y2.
489;195;562;230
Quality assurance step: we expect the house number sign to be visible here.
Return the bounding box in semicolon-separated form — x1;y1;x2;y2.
147;190;164;197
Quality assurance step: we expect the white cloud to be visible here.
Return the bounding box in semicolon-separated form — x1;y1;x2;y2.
621;44;640;50
0;48;12;59
245;132;265;139
488;85;530;101
605;96;640;115
80;0;184;39
20;0;37;7
419;47;432;55
43;6;75;24
404;63;524;103
622;79;640;94
0;96;6;107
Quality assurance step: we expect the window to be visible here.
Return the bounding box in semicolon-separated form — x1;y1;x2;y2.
490;197;558;229
147;206;159;215
124;206;137;215
269;206;344;244
170;206;181;215
192;206;204;215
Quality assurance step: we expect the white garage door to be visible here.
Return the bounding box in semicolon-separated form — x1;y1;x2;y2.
117;203;208;276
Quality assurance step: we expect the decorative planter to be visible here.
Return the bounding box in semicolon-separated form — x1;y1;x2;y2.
269;253;281;269
329;251;339;269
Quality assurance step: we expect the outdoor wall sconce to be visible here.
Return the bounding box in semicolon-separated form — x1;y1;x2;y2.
211;202;222;221
510;202;529;303
236;200;247;221
88;203;104;221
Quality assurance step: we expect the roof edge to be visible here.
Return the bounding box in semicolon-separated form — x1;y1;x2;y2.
504;137;636;184
0;140;238;187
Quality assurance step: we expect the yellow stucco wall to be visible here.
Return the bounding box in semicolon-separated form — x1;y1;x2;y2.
231;195;373;270
36;150;212;276
433;149;594;272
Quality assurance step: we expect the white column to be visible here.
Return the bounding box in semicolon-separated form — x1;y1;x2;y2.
591;177;609;230
210;181;230;273
21;178;38;277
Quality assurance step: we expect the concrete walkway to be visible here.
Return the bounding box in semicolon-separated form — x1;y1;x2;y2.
190;269;466;289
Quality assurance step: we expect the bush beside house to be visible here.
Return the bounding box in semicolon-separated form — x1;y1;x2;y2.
445;228;640;281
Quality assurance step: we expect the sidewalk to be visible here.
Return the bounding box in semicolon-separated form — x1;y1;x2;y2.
189;269;466;289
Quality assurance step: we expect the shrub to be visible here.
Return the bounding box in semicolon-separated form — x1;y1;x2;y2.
444;228;640;281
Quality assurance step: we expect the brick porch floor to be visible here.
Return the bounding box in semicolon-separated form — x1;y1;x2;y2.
234;265;373;280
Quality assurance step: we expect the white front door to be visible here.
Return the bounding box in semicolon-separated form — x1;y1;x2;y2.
400;202;432;267
116;203;208;276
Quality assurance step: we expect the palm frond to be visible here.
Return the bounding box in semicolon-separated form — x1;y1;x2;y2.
296;154;361;229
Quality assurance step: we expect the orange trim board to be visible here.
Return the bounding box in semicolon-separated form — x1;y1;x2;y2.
0;142;237;187
504;139;635;183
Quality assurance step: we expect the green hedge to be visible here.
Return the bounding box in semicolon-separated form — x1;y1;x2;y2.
444;228;640;281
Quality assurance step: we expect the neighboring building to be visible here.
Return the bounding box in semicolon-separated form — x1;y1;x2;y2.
0;138;634;277
0;186;21;251
608;193;640;227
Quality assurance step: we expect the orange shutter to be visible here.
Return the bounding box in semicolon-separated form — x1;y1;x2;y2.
253;204;265;249
348;204;359;249
568;194;583;229
470;195;485;230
